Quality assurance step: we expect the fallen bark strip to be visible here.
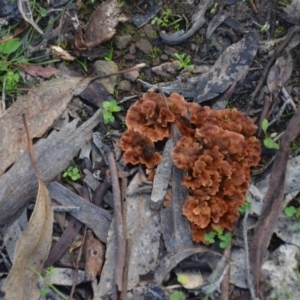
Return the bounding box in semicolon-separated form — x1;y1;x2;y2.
0;110;101;229
48;182;112;243
44;182;91;268
107;152;126;294
249;102;300;295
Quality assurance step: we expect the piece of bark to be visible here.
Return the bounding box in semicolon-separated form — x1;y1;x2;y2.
250;102;300;294
85;230;105;281
107;152;126;293
160;166;193;252
48;182;112;242
44;217;83;268
0;110;101;228
150;138;174;209
94;218;117;299
125;171;161;291
0;76;95;175
45;185;89;269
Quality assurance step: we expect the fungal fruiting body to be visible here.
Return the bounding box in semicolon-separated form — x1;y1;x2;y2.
121;93;261;243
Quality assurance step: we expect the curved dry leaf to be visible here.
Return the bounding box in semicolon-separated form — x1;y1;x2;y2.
267;53;293;98
75;0;128;50
206;12;230;40
194;31;259;103
2;178;53;299
18;0;43;34
51;46;76;61
160;0;213;45
154;246;219;284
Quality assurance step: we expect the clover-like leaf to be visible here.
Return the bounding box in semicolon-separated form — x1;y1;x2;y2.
170;291;185;300
284;206;297;217
204;232;216;244
219;232;231;249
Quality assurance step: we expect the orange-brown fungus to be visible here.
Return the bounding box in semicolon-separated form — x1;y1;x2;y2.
120;129;162;169
121;93;261;243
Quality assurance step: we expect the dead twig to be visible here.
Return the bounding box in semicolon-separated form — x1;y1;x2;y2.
250;102;300;295
108;152;126;296
1;77;6;117
219;244;232;300
249;0;258;13
243;210;260;300
70;226;87;299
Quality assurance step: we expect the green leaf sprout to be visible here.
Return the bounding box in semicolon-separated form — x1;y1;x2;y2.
102;100;121;124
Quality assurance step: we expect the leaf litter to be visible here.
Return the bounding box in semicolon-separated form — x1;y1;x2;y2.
2;0;300;299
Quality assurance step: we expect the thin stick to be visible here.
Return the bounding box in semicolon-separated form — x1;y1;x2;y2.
1;77;6;116
69;226;87;299
108;152;126;295
249;0;258;13
243;210;260;300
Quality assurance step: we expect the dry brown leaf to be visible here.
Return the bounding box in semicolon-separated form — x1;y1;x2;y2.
23;65;60;78
0;76;94;175
2;177;53;299
74;0;128;50
51;46;76;61
267;53;293;99
85;230;105;281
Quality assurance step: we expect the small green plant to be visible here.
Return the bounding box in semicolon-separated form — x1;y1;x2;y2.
152;30;158;38
102;100;121;124
284;206;300;231
0;38;22;92
147;47;161;60
204;227;232;248
261;119;280;150
117;0;124;8
63;166;81;181
0;37;59;93
238;198;252;214
274;26;286;37
255;22;270;34
290;141;298;151
169;290;185;300
173;53;193;71
210;3;218;14
151;8;182;31
76;58;88;72
104;42;114;61
5;71;20;91
29;266;68;300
